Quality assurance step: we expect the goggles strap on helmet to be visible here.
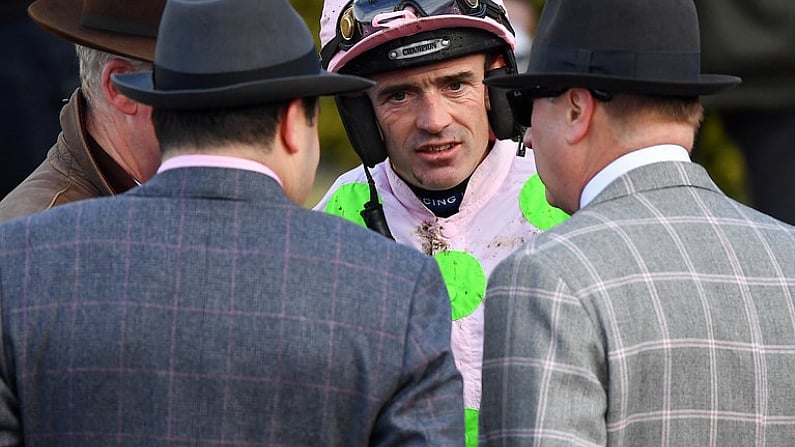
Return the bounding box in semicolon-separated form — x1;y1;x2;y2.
321;0;513;69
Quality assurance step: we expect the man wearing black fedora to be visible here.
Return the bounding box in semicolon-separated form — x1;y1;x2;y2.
480;0;795;445
0;0;466;445
0;0;165;223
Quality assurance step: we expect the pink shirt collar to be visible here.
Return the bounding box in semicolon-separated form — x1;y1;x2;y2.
157;154;283;187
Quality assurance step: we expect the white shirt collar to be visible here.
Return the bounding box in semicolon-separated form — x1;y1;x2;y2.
579;144;691;209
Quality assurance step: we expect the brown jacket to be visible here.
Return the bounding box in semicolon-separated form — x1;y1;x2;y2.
0;89;116;223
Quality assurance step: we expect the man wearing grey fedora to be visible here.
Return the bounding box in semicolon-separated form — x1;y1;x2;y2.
0;0;465;445
479;0;795;445
0;0;165;224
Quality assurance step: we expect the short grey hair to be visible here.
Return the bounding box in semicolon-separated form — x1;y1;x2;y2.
75;44;151;104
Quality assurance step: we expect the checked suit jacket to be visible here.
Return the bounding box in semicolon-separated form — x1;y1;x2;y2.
0;167;464;446
480;161;795;446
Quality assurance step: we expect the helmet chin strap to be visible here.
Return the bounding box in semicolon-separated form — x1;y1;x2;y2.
516;139;527;157
361;165;395;239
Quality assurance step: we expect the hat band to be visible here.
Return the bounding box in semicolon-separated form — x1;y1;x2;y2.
531;43;701;82
80;14;159;38
154;49;321;91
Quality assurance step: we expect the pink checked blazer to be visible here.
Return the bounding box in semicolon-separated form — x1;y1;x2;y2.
481;161;795;446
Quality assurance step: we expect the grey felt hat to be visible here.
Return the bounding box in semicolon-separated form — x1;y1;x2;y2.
112;0;374;109
485;0;741;96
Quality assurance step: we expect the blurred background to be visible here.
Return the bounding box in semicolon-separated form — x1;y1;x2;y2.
0;0;79;197
4;0;791;221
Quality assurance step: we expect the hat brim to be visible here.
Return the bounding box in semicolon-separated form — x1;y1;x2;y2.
112;71;374;109
485;72;742;96
28;0;156;61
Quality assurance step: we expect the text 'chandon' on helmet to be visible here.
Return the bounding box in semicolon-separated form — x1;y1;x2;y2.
320;0;520;168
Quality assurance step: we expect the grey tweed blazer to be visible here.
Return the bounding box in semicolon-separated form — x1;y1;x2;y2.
480;161;795;446
0;167;464;446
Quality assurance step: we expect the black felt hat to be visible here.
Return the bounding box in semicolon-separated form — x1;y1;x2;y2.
112;0;374;109
485;0;741;96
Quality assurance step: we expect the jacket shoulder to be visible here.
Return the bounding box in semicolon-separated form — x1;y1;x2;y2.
0;150;102;224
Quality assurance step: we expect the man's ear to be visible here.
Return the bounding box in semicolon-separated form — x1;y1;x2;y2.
101;58;143;115
279;98;306;155
565;88;596;144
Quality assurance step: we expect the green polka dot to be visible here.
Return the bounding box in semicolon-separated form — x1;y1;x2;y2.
465;408;479;447
323;182;371;228
434;251;485;321
520;174;570;230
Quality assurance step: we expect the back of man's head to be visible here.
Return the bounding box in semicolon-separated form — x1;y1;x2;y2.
151;98;319;155
75;44;150;106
